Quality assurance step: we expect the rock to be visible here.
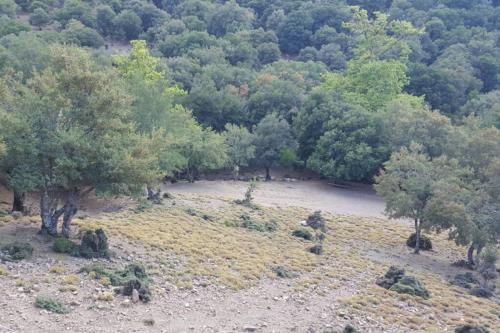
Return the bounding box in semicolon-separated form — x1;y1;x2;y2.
243;325;258;332
455;325;490;333
131;289;140;303
11;211;23;219
121;299;131;307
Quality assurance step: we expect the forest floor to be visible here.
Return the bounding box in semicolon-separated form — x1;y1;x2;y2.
0;181;499;333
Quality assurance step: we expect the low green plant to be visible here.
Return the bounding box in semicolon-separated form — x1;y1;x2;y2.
1;242;33;261
131;199;153;213
81;263;151;302
272;266;298;278
35;295;70;314
240;214;276;232
52;238;78;255
406;233;433;250
292;229;313;240
79;229;110;259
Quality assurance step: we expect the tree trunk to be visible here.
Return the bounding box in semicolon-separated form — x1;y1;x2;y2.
61;191;78;238
232;165;239;181
39;189;65;236
467;244;475;267
12;190;26;213
414;219;421;254
265;166;271;181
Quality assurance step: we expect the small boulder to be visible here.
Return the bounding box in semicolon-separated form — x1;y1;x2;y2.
131;289;140;303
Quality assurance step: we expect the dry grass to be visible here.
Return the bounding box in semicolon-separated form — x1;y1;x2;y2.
1;192;498;332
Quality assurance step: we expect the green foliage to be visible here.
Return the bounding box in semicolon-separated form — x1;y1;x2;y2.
406;233;433;251
112;10;142;41
62;20;104;48
272;266;298;278
79;229;110;259
239;214;276;233
223;124;255;173
35;295;69;314
52;238;78;255
389;276;430;299
1;242;33;261
29;8;50;28
292;229;313;241
0;0;18;18
81;262;151;302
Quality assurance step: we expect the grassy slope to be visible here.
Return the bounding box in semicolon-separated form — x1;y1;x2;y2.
1;193;498;332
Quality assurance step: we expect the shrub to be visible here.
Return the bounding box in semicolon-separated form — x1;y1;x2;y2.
52;238;78;255
450;272;479;289
234;181;257;208
455;325;490;333
471;286;494;298
240;214;276;232
376;266;405;289
272;266;298;278
80;262;151;302
35;295;69;314
49;264;66;274
308;244;323;255
1;242;33;261
389;276;430;299
63;275;79;285
406;233;433;250
79;229;110;259
306;211;326;232
292;229;313;240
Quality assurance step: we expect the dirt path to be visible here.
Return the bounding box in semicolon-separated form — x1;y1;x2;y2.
166;180;386;218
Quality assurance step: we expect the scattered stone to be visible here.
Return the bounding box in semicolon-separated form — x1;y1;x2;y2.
121;299;131;308
243;325;257;332
131;289;140;303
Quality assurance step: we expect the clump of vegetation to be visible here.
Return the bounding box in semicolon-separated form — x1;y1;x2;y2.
292;229;313;240
234;181;258;208
455;325;490;333
79;229;110;259
131;199;153;214
450;272;479;289
35;295;70;314
1;242;33;261
305;211;326;232
376;266;430;299
0;266;7;276
81;263;151;303
240;214;276;232
406;233;432;250
473;247;497;299
52;238;79;255
272;266;298;278
308;244;323;255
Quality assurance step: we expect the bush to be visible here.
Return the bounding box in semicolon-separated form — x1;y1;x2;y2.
450;272;479;289
376;266;405;289
52;238;78;255
35;295;69;314
470;286;494;298
1;242;33;261
292;229;313;240
455;325;490;333
308;244;323;255
79;229;110;258
406;233;433;250
389;276;430;299
306;211;326;232
80;262;151;302
240;214;276;232
272;266;298;278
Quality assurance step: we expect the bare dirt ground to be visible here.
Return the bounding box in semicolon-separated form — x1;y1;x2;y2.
0;182;498;333
166;180;386;218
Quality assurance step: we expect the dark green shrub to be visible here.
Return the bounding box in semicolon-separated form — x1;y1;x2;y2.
406;233;433;250
471;286;494;298
272;266;298;278
52;238;78;255
292;229;313;240
79;229;110;258
306;211;326;232
1;242;33;261
35;295;69;314
308;244;323;255
455;325;489;333
80;262;151;302
389;276;430;299
343;324;358;333
376;266;405;289
450;272;479;289
240;214;276;232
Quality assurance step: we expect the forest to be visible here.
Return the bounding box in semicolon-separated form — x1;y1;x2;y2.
0;0;499;316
